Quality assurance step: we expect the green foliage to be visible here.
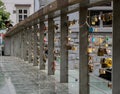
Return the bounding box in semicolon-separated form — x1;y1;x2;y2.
0;0;10;29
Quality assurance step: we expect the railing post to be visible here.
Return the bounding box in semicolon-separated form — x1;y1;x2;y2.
21;30;24;59
36;22;40;66
23;29;27;61
19;32;21;58
79;6;89;94
28;26;32;63
23;28;28;61
39;17;45;70
113;0;120;94
25;28;29;61
33;22;39;66
13;36;15;56
17;32;21;58
60;8;69;83
11;37;14;56
4;37;11;56
48;15;55;75
19;31;22;59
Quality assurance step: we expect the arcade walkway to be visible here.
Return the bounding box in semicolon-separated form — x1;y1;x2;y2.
0;56;111;94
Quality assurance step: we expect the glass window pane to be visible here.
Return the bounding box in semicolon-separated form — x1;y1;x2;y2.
19;15;22;18
24;15;27;19
19;10;22;13
24;10;27;14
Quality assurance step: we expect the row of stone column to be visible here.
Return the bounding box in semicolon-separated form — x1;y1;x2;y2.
7;7;89;94
4;0;120;94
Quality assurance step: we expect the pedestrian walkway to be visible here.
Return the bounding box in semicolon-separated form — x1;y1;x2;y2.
0;56;69;94
0;56;112;94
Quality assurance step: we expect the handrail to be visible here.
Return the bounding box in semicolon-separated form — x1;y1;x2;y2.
5;0;112;37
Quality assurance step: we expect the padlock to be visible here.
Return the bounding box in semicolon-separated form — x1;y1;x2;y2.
66;44;72;50
108;82;112;89
71;46;77;51
99;68;106;74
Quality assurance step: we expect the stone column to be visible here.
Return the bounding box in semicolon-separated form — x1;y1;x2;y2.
26;28;29;61
39;18;45;70
28;26;32;63
4;37;11;56
33;23;38;66
16;34;19;57
21;31;24;59
24;27;29;61
13;36;15;56
23;29;27;61
19;32;21;58
11;36;14;56
113;0;120;94
79;7;89;94
60;8;69;83
48;15;55;75
36;23;40;66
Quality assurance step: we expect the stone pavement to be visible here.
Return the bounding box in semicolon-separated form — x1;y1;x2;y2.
0;56;112;94
0;56;69;94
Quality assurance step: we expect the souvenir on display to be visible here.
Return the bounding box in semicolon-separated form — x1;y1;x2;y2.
100;58;112;68
88;64;94;72
88;56;94;72
97;48;107;56
99;68;106;74
89;27;94;33
66;44;73;50
108;82;112;88
104;58;112;68
88;47;93;53
100;58;107;68
37;59;40;63
94;15;98;22
101;14;105;22
71;46;77;51
43;55;47;63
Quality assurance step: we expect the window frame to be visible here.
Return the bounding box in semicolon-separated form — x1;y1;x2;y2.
16;6;30;23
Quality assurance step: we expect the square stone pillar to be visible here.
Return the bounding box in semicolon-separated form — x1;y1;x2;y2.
24;28;28;61
33;24;39;66
113;0;120;94
48;15;55;75
79;7;89;94
4;37;11;56
39;18;45;70
23;29;27;61
60;8;69;83
21;31;24;59
28;27;32;63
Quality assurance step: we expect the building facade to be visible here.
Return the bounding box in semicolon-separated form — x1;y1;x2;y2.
34;0;55;11
2;0;34;25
